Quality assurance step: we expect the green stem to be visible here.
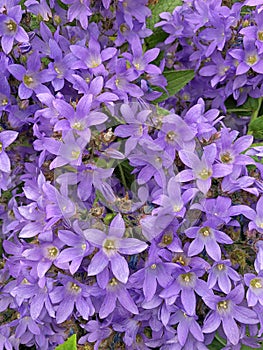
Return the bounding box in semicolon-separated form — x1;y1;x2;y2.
248;97;263;135
215;334;226;347
251;142;263;147
118;164;127;189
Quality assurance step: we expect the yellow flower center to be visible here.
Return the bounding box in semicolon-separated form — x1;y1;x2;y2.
71;150;80;159
166;131;176;142
6;20;17;32
1;98;8;106
217;300;229;311
246;55;258;65
198;168;212;180
200;226;211;237
54;66;62;74
103;239;116;251
90;60;100;68
150;263;157;269
220;152;232;163
47;246;59;259
217;263;225;271
180;272;192;284
173;205;182;213
0;143;3;152
109;277;118;286
23;75;34;87
72;121;84;130
250;278;262;289
69;282;81;293
258;31;263;41
174;255;186;266
120;24;128;33
161;233;173;246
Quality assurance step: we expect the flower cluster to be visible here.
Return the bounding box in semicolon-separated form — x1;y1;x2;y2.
0;0;263;350
157;0;263;111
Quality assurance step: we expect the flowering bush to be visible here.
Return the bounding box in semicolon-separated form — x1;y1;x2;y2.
1;0;263;349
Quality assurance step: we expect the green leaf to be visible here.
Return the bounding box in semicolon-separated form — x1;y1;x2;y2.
248;115;263;139
145;28;169;50
208;339;224;350
226;97;262;116
152;70;195;103
145;0;182;48
55;335;77;350
57;0;68;10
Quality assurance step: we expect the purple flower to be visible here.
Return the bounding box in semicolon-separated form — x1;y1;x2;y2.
153;177;198;218
114;103;153;155
61;0;92;29
70;37;117;74
203;285;258;345
57;221;92;274
46;131;88;169
105;58;144;100
79;320;112;349
160;266;208;316
47;40;77;91
230;40;263;75
84;214;147;283
8;52;54;99
129;244;176;301
0;5;28;54
240;196;263;234
98;276;139;318
176;143;232;194
53;94;108;141
169;309;204;346
245;271;263;307
155;113;196;158
199;52;233;87
216;128;254;168
207;260;240;294
49;274;95;323
21;239;65;279
185;221;233;261
11;277;55;320
191;195;253;226
0;130;18;172
71;75;118;104
56;164;115;202
122;36;161;75
118;0;151;28
240;12;263;54
24;0;52;21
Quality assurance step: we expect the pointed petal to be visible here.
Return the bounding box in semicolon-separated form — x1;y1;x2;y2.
99;292;116;318
88;251;109;276
117;287;138;314
222;316;239;345
56;298;74;324
110;253;129;284
83;229;106;246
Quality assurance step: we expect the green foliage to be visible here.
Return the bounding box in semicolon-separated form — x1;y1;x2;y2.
114;160;135;189
57;0;68;10
153;70;195;103
55;335;77;350
248;116;263;139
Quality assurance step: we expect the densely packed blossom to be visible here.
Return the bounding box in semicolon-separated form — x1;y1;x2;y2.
0;0;263;349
